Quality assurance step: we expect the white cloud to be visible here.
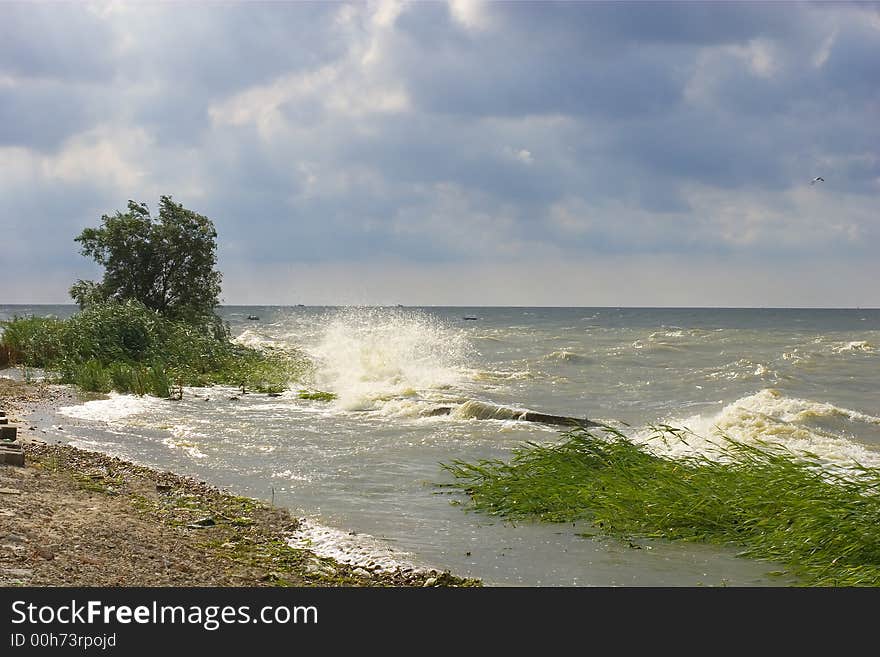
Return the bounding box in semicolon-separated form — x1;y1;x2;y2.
813;29;838;68
503;146;534;164
44;126;150;189
448;0;491;32
0;127;150;192
682;183;873;248
734;39;780;78
209;2;410;140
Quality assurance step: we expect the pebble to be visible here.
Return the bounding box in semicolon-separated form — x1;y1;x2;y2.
1;533;27;544
36;547;55;560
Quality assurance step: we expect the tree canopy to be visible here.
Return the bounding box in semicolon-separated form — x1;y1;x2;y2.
71;196;223;332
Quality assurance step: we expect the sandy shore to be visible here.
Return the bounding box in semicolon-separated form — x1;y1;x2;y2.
0;378;480;587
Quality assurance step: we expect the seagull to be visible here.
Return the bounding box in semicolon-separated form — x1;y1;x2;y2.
811;176;825;185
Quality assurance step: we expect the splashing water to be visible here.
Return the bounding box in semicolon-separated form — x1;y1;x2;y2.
635;388;880;471
306;307;475;411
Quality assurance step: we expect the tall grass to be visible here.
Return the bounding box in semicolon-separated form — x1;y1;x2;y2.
0;315;65;367
0;300;308;397
442;426;880;586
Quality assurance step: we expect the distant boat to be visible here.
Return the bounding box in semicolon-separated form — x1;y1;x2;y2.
811;176;825;185
463;316;478;321
247;314;260;321
296;304;305;307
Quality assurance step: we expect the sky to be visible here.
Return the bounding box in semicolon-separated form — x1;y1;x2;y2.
1;0;878;307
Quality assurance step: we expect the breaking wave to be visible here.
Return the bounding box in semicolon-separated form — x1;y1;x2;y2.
306;307;474;411
637;389;880;471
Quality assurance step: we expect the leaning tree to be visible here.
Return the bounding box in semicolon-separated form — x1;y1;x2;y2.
70;195;224;333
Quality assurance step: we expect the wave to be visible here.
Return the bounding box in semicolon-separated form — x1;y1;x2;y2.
452;399;530;422
472;369;536;382
636;389;880;471
232;328;282;350
542;350;589;364
705;359;777;382
631;340;684;353
830;340;874;354
306;307;474;411
783;339;875;364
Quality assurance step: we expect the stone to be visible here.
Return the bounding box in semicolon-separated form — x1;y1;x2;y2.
422;405;598;427
423;577;438;587
187;517;216;528
0;450;25;467
36;547;55;560
0;487;22;495
520;411;599;428
1;533;27;544
0;425;17;440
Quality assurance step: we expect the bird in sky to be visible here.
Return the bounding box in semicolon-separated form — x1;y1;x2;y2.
811;176;825;185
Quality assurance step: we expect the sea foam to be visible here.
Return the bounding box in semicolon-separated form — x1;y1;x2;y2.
58;392;159;423
636;388;880;471
306;307;474;411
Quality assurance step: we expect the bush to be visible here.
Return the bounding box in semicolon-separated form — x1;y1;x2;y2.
0;316;65;367
1;300;307;398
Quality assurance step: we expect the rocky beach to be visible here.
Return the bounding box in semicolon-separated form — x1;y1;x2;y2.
0;378;480;588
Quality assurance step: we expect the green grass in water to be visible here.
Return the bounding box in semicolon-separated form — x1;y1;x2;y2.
298;390;337;402
442;426;880;586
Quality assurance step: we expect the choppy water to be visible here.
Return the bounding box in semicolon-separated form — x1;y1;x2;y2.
4;305;880;585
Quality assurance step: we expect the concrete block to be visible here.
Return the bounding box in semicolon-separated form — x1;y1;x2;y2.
0;449;24;467
0;426;17;441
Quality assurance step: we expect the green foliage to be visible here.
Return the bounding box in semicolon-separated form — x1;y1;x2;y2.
298;390;337;401
74;359;112;393
443;426;880;587
1;300;308;398
0;315;65;367
71;196;223;332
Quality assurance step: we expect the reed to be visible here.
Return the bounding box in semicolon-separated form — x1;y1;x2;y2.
442;425;880;586
1;301;308;397
298;390;337;401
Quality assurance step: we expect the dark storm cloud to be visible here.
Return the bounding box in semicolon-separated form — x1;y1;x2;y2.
1;0;878;304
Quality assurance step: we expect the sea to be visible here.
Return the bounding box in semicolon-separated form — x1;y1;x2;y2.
2;304;879;586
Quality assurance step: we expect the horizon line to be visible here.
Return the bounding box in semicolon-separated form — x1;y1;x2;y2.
1;303;878;311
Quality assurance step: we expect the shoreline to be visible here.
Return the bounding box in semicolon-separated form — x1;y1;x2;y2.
0;378;480;587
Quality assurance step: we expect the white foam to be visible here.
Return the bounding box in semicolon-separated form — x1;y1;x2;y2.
306;307;474;412
637;389;880;471
830;340;874;353
287;518;417;572
161;424;208;459
543;350;587;363
232;328;279;350
160;436;207;459
271;469;312;483
58;392;160;423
